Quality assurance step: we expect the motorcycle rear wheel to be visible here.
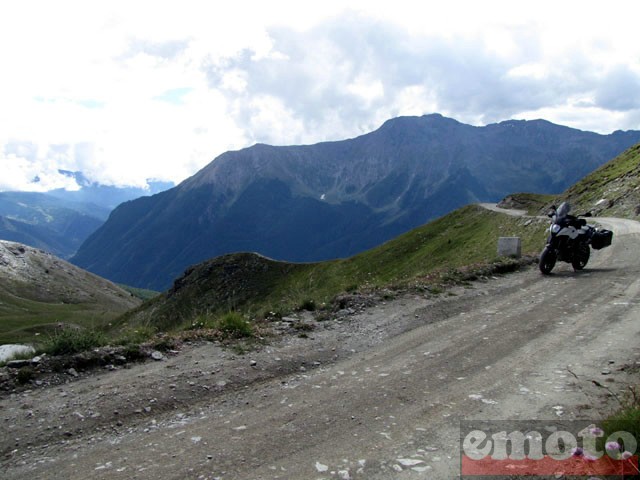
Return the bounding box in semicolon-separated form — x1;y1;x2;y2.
539;246;556;274
572;244;590;271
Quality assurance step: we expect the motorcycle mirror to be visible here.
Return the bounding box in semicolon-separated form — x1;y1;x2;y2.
583;211;593;217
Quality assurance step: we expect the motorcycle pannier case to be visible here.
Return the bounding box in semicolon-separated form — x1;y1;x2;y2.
591;229;613;250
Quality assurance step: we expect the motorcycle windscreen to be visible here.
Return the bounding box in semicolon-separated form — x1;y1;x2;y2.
556;202;571;220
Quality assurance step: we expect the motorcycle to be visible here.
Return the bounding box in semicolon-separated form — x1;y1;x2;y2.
539;202;612;274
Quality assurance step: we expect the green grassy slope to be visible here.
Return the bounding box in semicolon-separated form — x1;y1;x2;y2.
562;143;640;218
121;205;548;332
0;241;142;344
495;142;640;219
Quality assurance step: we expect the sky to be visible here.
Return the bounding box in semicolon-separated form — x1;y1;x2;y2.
1;0;639;191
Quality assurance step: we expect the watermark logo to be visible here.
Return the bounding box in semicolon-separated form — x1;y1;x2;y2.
460;420;639;477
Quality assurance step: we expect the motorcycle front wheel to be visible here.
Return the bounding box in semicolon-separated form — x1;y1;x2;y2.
572;244;590;271
539;246;557;274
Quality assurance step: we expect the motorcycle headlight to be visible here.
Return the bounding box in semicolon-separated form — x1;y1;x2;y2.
550;224;561;234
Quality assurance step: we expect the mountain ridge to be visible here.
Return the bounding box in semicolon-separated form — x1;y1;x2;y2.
71;114;640;290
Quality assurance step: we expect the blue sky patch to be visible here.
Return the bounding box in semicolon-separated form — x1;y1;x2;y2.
153;87;194;105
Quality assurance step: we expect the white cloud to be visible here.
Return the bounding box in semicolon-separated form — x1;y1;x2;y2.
0;0;639;191
507;63;549;80
0;152;81;192
347;75;385;106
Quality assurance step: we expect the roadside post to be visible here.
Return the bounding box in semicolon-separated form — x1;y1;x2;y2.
497;237;521;258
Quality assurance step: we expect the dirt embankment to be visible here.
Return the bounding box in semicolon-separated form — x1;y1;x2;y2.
2;217;640;479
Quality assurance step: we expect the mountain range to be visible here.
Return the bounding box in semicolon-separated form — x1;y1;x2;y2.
0;175;173;259
50;171;174;211
4;132;640;344
71;114;640;290
116;140;640;333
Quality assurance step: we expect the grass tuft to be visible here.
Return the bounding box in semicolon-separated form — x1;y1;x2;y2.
216;312;254;339
602;405;640;448
114;326;156;346
41;328;107;356
600;385;640;452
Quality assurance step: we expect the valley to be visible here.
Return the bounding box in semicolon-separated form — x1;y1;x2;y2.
0;178;173;260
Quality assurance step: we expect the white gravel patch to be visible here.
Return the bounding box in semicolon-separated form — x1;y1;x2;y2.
0;344;35;363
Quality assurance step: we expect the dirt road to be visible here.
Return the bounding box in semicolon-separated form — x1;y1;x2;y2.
2;216;640;479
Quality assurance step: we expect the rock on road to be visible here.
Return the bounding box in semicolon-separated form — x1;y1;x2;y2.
2;216;640;479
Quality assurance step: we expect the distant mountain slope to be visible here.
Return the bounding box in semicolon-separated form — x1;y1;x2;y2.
0;192;107;258
0;177;174;259
0;191;110;221
0;240;142;344
0;214;100;259
72;114;640;290
48;171;174;211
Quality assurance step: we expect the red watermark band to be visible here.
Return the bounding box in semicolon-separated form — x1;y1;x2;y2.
462;454;639;476
460;420;639;477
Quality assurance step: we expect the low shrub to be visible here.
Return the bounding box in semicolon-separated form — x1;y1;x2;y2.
115;326;156;346
185;314;215;331
216;312;254;339
151;335;180;352
298;299;317;311
122;344;146;361
17;366;35;384
601;405;640;451
42;328;107;356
